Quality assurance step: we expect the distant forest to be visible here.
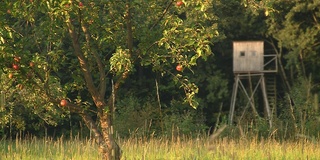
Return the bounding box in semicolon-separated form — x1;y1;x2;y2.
0;0;319;139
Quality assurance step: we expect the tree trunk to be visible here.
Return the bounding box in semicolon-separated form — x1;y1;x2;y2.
100;112;121;160
80;107;121;160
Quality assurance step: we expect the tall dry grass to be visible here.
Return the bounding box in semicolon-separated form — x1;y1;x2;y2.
0;135;101;160
119;135;320;160
1;134;320;160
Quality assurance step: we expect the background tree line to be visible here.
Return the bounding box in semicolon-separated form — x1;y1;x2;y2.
1;0;319;142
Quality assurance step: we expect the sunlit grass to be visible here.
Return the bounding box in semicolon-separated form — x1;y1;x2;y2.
1;135;319;160
0;136;101;160
120;136;320;160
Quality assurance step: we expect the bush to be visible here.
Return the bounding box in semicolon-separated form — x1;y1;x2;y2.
113;94;208;138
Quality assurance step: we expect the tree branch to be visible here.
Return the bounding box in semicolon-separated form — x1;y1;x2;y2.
81;24;107;98
105;0;133;111
125;1;133;54
150;0;174;30
66;19;101;102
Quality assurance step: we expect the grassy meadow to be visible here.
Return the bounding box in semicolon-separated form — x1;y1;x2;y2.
1;134;320;160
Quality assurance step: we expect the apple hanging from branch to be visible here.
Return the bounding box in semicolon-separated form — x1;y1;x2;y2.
8;73;13;79
176;64;183;72
12;64;19;70
79;2;83;7
60;99;68;107
29;61;35;67
176;1;184;7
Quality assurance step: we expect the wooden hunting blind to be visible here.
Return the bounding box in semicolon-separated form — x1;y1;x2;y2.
233;41;264;73
229;41;278;128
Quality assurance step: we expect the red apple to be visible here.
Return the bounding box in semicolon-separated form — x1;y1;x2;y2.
60;99;68;107
12;64;19;70
79;2;83;7
176;1;184;7
176;64;183;71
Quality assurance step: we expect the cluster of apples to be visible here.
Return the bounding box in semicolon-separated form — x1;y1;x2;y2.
12;56;35;70
8;56;35;79
12;56;21;70
8;56;21;79
6;56;70;108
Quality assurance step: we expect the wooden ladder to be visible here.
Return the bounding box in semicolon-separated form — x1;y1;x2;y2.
266;76;277;118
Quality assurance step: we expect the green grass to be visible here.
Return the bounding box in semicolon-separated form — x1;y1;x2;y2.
1;135;320;160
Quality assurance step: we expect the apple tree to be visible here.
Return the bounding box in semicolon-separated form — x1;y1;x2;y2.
0;0;221;159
